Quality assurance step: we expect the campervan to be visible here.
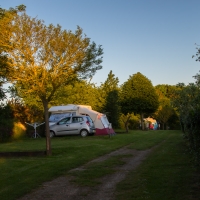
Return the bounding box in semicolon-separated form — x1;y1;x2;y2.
48;104;115;135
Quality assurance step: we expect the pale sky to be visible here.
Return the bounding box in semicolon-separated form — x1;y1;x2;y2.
1;0;200;86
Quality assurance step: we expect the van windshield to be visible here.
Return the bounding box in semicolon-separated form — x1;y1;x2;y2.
49;113;71;122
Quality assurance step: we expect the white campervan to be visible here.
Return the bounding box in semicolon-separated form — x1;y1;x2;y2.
48;104;115;135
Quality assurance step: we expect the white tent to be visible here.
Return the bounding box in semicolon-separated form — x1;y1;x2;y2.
48;104;115;135
48;104;92;113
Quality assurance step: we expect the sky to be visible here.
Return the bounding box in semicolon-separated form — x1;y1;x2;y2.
1;0;200;86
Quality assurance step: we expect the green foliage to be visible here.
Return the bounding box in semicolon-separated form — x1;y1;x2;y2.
51;80;99;110
184;108;200;163
0;84;5;100
192;44;200;62
104;90;120;128
120;72;159;115
2;10;103;154
0;5;26;101
154;84;180;130
7;86;44;125
0;5;26;81
165;109;180;130
99;71;121;128
120;72;159;130
119;113;140;130
155;104;174;130
172;78;200;164
155;84;178;99
0;103;14;142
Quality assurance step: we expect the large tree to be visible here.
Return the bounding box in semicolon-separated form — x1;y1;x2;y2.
120;72;159;130
3;12;103;155
0;5;26;100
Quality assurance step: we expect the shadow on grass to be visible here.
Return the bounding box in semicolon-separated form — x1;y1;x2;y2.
0;151;46;157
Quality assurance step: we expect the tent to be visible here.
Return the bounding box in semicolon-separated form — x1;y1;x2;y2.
144;117;158;130
48;104;115;135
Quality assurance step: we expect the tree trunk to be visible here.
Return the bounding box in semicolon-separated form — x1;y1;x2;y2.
42;99;52;156
140;113;144;130
162;123;164;130
124;115;131;133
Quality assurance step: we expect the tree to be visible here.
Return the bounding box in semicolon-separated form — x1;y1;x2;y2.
4;12;103;155
172;83;200;132
51;80;99;110
155;104;174;130
99;71;120;128
172;79;200;163
0;103;14;142
192;43;200;62
0;5;26;101
120;72;159;131
119;113;140;131
155;84;178;99
7;85;44;124
154;85;179;130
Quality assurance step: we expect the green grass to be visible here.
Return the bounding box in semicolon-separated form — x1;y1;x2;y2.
0;130;198;200
68;154;128;186
116;132;195;200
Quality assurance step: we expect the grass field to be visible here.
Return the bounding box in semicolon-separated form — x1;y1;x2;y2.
0;130;199;200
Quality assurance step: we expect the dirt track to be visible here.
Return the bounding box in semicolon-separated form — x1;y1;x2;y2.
18;146;154;200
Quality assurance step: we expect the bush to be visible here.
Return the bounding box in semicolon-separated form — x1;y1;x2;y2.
12;122;26;140
0;103;14;142
0;125;13;142
184;108;200;164
119;113;140;130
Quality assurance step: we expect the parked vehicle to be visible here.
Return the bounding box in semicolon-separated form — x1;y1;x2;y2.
49;115;95;137
48;104;115;135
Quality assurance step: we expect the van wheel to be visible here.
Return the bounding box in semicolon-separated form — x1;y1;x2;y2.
50;131;55;138
80;130;88;137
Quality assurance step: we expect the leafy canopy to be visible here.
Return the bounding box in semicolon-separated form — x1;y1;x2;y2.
3;11;103;155
0;5;26;100
120;72;159;115
6;13;103;104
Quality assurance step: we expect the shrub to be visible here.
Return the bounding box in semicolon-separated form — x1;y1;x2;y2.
12;122;26;140
0;125;13;142
0;103;14;142
184;107;200;164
